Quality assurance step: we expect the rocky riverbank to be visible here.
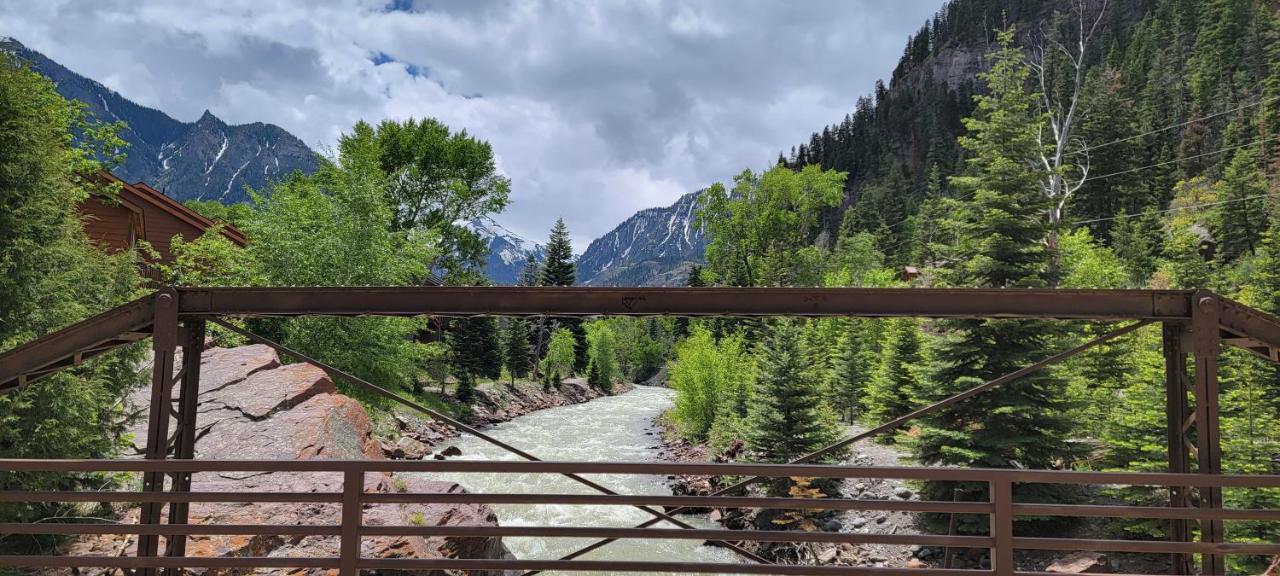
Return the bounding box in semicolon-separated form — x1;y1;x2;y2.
64;344;511;575
652;415;934;569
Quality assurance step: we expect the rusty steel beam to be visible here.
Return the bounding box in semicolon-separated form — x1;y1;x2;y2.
1192;292;1226;576
138;290;179;575
163;318;204;567
0;294;155;392
1163;322;1194;575
177;286;1194;320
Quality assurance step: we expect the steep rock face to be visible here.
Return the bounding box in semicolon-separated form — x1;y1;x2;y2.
100;345;509;574
576;190;706;286
2;38;320;204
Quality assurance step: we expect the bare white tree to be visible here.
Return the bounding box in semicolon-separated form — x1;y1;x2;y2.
1028;0;1108;257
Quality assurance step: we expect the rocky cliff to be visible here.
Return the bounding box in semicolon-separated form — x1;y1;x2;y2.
69;344;510;574
575;190;706;287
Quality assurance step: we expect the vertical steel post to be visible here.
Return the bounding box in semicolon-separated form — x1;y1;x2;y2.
1191;292;1225;576
1163;322;1193;575
163;318;205;567
340;470;364;576
991;479;1014;576
138;289;179;575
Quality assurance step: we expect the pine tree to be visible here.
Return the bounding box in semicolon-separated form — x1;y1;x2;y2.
449;317;502;381
541;218;575;286
503;318;532;385
745;321;843;475
455;373;476;403
1213;146;1268;263
540;218;589;372
862;319;924;431
825;319;881;423
912;28;1081;508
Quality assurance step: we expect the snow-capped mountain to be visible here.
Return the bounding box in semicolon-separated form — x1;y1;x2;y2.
576;190;707;286
467;217;545;285
4;38;319;203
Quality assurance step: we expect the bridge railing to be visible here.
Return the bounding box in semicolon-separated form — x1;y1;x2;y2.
1;459;1278;575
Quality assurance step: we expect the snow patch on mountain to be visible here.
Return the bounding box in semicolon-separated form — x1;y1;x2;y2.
466;217;545;285
576;190;707;286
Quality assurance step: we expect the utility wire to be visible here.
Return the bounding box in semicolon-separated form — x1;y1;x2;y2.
1082;134;1280;183
1069;192;1280;226
1077;93;1280;153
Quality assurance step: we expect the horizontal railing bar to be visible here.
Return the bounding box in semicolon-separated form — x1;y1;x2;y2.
363;492;994;513
0;490;342;503
0;523;341;536
357;525;992;546
1012;537;1280;555
2;459;1278;487
0;556;340;569
359;558;990;575
1013;502;1280;521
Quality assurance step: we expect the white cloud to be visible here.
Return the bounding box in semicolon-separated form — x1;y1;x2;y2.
1;0;944;251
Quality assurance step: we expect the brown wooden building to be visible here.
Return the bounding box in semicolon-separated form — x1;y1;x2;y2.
79;172;246;266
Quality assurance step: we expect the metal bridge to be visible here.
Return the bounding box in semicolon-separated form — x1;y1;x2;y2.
1;287;1279;575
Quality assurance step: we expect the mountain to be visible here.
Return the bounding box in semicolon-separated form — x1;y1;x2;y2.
2;37;320;203
576;190;707;286
466;217;545;285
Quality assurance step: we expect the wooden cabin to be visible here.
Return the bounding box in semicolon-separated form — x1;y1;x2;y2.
79;172;246;279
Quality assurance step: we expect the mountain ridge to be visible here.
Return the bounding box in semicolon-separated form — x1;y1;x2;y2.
2;37;321;204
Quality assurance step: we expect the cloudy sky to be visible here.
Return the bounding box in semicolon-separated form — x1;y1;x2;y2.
3;0;944;250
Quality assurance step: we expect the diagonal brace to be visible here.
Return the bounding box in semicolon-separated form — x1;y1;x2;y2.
530;319;1154;574
206;317;772;566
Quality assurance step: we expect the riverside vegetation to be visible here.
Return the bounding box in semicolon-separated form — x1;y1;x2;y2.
3;0;1280;572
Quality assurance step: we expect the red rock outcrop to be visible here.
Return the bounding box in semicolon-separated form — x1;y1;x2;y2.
77;344;511;575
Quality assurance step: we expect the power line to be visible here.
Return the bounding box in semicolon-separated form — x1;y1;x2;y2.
1070;192;1280;226
1077;93;1280;154
1082;135;1280;183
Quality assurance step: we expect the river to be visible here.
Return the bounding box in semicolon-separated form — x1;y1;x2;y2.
423;385;742;575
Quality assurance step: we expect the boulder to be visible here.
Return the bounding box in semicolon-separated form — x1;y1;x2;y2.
1046;552;1114;573
84;345;510;574
391;436;430;460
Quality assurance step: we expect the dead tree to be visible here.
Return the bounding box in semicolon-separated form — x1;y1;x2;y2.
1028;0;1107;264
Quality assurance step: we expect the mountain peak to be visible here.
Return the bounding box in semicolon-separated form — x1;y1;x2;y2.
196;109;224;125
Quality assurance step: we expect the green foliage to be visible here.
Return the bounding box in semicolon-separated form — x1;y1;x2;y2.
450;317;502;381
1212;146;1268;263
242;121;439;400
364;117;510;281
744;321;843;479
542;328;577;381
585;321;619;392
698;164;846;286
668;327;751;443
541;218;576;287
862;319;925;430
185;199;253;228
0;57;144;531
503;318;533;384
825;319;882;423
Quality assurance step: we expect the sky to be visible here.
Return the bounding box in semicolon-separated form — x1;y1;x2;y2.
2;0;944;251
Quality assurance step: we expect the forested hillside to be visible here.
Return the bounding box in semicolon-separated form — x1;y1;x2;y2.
785;0;1280;272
